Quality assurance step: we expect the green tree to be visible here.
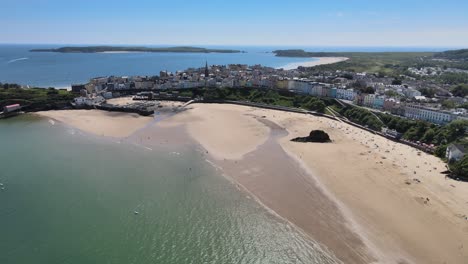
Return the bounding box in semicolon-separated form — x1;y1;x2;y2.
361;87;375;94
450;155;468;180
441;100;456;109
342;73;353;80
351;80;367;89
435;144;448;158
421;128;436;143
384;90;399;97
419;88;435;98
444;120;468;142
303;99;326;112
451;84;468;97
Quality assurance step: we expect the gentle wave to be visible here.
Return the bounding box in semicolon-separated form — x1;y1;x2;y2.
7;57;29;64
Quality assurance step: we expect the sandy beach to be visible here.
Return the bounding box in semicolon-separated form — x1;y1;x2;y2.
37;104;468;263
157;105;270;160
157;104;468;263
280;57;349;70
99;51;144;54
36;109;154;138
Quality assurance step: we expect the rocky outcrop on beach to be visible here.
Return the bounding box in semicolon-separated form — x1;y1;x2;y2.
291;130;331;143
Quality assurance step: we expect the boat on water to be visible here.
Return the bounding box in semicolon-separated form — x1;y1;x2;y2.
134;211;139;215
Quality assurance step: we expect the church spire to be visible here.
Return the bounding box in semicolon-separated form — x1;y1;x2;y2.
205;61;209;77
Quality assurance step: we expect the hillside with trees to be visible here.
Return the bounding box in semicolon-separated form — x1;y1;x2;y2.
434;49;468;61
199;87;328;112
0;84;74;111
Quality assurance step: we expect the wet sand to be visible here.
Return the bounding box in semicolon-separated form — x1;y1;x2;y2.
36;109;154;138
216;118;374;263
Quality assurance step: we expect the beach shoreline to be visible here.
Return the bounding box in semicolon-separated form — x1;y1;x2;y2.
99;51;145;54
35;109;154;138
279;57;349;70
34;105;468;264
164;104;468;264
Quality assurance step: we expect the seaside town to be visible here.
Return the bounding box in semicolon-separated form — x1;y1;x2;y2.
5;0;468;262
2;50;468;264
71;62;467;126
4;1;468;263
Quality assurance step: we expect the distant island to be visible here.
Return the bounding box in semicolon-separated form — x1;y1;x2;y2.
273;49;341;57
30;46;243;54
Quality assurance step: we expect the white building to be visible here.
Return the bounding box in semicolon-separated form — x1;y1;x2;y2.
336;88;355;100
288;80;312;94
404;105;453;124
135;81;153;90
311;85;323;97
446;144;466;162
403;88;422;98
363;94;376;108
73;96;105;107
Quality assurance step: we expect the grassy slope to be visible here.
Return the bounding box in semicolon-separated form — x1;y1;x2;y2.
308;52;435;75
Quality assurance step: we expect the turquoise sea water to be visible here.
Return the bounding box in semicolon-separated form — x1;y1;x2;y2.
0;116;338;264
0;44;449;88
0;45;316;88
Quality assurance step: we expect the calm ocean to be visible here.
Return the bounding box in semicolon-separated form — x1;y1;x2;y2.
0;115;339;264
0;44;449;88
0;44;316;88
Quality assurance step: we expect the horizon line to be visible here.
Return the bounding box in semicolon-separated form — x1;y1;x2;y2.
0;42;466;49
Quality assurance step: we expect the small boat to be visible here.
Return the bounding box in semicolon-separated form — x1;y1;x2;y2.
134;211;139;215
0;183;4;186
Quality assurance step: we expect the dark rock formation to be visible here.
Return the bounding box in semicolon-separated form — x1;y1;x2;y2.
291;130;331;143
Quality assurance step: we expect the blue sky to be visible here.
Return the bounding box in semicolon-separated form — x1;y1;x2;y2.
2;0;468;46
